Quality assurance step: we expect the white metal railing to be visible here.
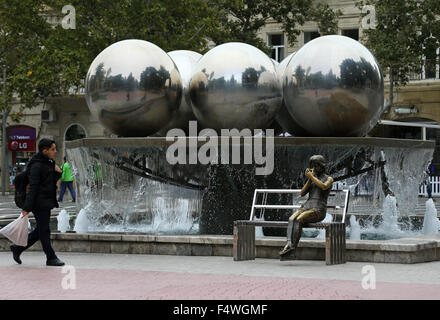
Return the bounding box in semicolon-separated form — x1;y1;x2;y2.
420;176;440;196
249;188;350;224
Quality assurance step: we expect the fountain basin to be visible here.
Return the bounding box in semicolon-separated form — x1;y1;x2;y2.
1;232;439;264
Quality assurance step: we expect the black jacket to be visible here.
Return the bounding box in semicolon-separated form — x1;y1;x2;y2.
22;152;62;212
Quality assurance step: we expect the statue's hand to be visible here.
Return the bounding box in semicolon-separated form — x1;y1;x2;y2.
305;168;314;178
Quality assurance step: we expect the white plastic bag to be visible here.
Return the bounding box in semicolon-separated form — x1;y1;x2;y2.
0;214;29;246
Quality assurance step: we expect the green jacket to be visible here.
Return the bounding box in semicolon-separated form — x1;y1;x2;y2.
60;162;74;182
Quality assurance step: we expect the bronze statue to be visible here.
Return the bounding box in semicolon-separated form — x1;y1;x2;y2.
280;155;334;260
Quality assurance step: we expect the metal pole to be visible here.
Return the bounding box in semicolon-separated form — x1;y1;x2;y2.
2;66;7;195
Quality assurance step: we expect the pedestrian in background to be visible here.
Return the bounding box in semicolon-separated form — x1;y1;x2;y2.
58;156;76;203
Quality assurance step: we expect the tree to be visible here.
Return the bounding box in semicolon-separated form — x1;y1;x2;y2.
357;0;440;109
209;0;341;53
49;0;222;73
0;0;223;193
0;0;62;194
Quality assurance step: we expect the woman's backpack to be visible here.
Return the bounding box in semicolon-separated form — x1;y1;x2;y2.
13;170;29;209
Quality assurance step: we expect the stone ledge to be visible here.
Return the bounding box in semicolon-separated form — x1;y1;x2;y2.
3;232;440;252
1;233;439;264
53;233;89;241
121;234;156;242
88;233;122;241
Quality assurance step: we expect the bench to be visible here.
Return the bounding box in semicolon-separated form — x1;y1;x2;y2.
232;189;349;265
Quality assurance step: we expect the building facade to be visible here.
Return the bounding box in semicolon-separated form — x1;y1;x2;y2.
0;97;107;190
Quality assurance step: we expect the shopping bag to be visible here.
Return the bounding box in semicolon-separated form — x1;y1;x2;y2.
0;214;29;246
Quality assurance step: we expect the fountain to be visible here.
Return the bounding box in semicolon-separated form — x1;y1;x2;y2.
68;136;434;236
60;36;440;265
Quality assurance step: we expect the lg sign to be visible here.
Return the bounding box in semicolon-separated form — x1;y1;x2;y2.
8;140;35;152
7;127;36;152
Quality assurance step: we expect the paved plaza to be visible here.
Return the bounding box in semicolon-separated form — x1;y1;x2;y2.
1;251;440;300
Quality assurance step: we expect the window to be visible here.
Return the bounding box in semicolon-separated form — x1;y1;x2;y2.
268;34;284;62
342;29;359;41
304;31;320;44
422;47;439;80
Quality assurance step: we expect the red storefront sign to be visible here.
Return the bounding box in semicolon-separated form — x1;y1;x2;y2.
8;140;35;152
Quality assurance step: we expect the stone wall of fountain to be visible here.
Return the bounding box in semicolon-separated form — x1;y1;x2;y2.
66;136;434;236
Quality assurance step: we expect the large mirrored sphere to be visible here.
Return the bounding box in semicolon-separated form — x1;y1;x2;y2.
85;39;182;137
274;52;309;136
189;42;282;131
283;35;384;137
157;50;202;135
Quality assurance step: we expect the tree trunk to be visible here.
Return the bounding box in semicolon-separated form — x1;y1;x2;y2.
388;68;394;111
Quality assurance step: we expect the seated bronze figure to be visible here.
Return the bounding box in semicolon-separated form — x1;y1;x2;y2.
279;155;334;261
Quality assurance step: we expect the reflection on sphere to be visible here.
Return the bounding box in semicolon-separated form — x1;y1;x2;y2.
189;42;282;132
158;50;202;135
283;35;384;137
85;39;182;137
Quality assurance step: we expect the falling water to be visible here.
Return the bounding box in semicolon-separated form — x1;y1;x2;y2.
346;195;439;240
67;144;203;234
348;215;361;240
65;137;434;236
422;199;440;235
316;213;332;239
254;214;265;237
74;208;90;233
57;209;70;233
378;195;403;237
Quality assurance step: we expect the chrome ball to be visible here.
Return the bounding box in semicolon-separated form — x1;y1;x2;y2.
85;39;182;137
274;52;309;136
189;42;282;131
158;50;202;135
276;52;295;82
283;35;384;137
